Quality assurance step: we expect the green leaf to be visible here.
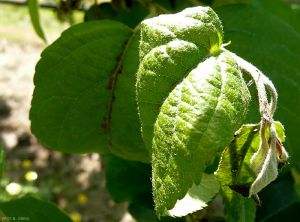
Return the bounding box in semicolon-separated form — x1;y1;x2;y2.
137;6;224;150
224;192;256;222
109;30;148;161
28;0;46;41
30;21;149;162
256;172;300;222
84;2;149;28
152;51;250;216
129;203;159;222
252;0;300;33
213;0;300;33
103;155;152;203
0;196;72;222
215;122;286;222
128;203;187;222
216;4;300;165
215;124;258;222
0;143;3;178
167;174;220;217
212;0;251;8
291;168;300;196
155;0;199;12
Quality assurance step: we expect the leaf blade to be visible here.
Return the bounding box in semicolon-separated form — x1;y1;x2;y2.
167;174;220;217
0;142;3;179
103;154;152;203
153;51;250;216
0;196;72;222
31;21;130;154
137;6;224;150
28;0;46;41
30;21;149;162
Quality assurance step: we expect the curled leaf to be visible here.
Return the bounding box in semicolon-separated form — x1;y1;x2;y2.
249;123;289;196
216;121;287;199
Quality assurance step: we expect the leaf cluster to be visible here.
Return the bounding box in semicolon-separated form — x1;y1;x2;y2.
3;0;300;221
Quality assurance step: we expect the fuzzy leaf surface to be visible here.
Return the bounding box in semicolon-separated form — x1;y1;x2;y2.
136;6;223;150
152;51;250;216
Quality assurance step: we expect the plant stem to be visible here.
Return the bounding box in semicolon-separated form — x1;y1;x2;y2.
224;50;277;122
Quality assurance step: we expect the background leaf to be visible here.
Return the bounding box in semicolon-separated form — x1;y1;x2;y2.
252;0;300;33
155;0;199;12
225;193;256;222
128;203;159;222
109;30;148;161
30;21;149;162
0;143;3;179
256;172;300;222
128;203;186;222
28;0;46;41
0;196;72;222
84;1;149;28
103;154;152;204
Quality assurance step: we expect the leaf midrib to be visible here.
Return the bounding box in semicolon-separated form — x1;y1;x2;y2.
105;25;140;145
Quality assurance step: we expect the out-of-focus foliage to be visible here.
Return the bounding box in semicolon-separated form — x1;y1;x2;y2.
28;0;46;41
0;196;72;221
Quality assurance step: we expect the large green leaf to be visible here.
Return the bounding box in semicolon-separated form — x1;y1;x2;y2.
30;21;149;162
216;4;300;164
213;0;300;33
109;31;147;160
152;51;250;216
136;6;223;150
0;196;72;222
28;0;46;41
